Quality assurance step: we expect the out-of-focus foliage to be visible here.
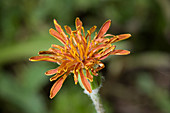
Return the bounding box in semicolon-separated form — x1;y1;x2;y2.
0;0;170;113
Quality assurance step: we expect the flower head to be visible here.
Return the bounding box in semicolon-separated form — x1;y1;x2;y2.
29;17;131;99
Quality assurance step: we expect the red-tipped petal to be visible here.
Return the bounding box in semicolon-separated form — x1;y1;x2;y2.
96;20;111;39
79;68;92;93
49;76;66;99
111;50;130;55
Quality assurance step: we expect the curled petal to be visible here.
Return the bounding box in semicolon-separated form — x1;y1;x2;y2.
91;68;98;76
50;75;67;99
79;68;92;93
85;26;97;39
89;26;97;33
96;20;111;39
111;49;130;55
95;61;105;72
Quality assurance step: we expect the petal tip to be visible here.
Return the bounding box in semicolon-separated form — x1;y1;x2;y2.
49;93;55;99
29;57;37;61
53;19;58;25
107;19;111;23
76;17;80;20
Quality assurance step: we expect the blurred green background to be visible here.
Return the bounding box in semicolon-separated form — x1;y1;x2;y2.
0;0;170;113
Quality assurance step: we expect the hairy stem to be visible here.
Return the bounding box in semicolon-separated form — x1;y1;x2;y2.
84;88;105;113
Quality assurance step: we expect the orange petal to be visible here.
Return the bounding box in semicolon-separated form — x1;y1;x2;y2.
39;51;56;55
49;75;67;99
114;34;131;42
45;68;59;75
79;68;92;93
49;28;66;45
86;69;93;82
56;60;70;73
95;61;105;72
91;68;98;76
88;44;110;57
89;26;97;34
29;56;58;62
51;44;65;50
75;17;82;31
73;70;78;85
99;53;111;60
64;25;72;35
96;20;111;39
53;19;67;39
73;63;80;84
111;50;130;55
50;71;65;81
101;45;116;55
49;48;62;54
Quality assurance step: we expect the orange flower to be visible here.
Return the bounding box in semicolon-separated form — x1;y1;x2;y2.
29;18;131;99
